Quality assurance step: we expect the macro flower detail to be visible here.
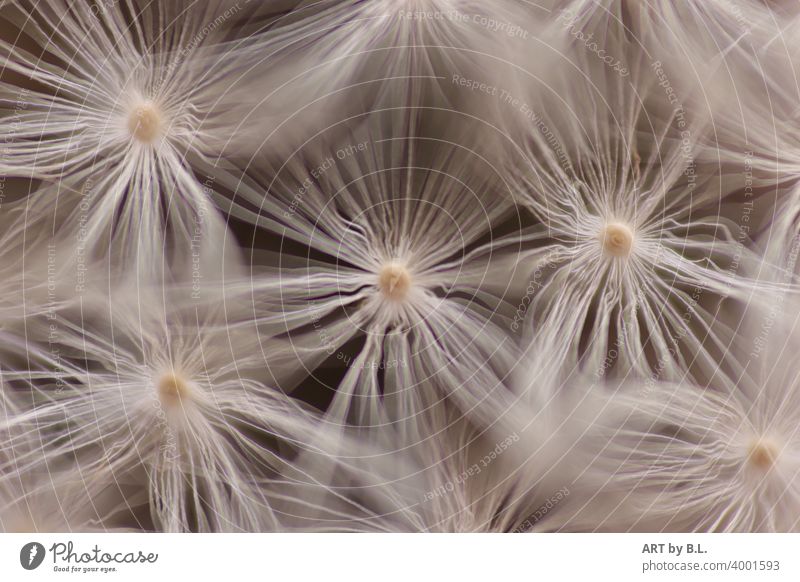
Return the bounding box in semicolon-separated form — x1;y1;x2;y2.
1;0;799;543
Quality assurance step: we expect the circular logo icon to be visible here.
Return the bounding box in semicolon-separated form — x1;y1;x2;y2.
20;542;46;570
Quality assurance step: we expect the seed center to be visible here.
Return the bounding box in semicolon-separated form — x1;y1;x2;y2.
601;222;634;258
157;371;190;407
128;103;162;143
378;262;412;301
747;439;777;470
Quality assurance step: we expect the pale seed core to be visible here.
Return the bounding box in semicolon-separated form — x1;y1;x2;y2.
157;372;190;407
378;262;412;301
601;222;634;258
747;439;777;470
128;103;162;143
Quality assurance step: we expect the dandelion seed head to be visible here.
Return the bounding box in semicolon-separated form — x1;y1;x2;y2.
600;222;635;259
128;103;163;144
378;261;412;302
